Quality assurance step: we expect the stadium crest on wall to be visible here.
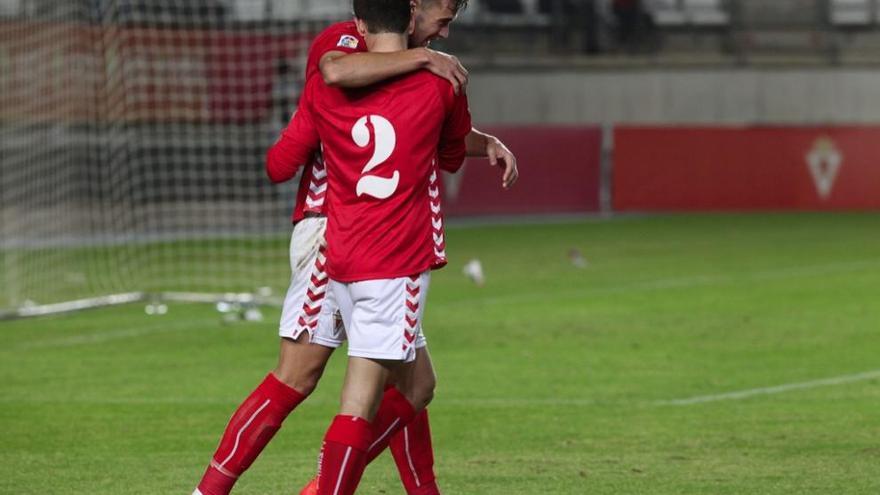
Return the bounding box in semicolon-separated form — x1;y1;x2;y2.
805;137;842;201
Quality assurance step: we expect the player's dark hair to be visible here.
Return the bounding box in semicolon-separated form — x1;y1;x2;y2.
352;0;413;34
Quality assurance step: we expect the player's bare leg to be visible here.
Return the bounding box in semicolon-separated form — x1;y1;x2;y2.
359;347;434;463
354;347;441;494
361;345;436;460
193;334;334;495
339;357;396;419
273;334;335;395
392;346;437;411
314;357;399;495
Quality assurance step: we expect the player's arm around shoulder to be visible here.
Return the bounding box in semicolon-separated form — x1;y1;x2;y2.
266;95;320;183
310;15;466;90
320;47;467;94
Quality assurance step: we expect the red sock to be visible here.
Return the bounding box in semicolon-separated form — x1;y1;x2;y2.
390;409;440;495
365;387;417;464
316;415;372;495
197;373;306;495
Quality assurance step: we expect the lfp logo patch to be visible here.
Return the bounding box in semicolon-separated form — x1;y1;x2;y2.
337;35;359;49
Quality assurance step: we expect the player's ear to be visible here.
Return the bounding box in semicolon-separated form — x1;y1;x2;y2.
407;15;416;36
354;18;368;37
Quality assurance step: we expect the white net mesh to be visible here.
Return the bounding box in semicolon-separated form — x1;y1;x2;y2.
0;0;349;312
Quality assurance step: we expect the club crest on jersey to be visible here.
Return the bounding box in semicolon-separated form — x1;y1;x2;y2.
337;35;359;49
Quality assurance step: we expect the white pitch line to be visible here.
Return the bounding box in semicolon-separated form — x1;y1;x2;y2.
656;369;880;406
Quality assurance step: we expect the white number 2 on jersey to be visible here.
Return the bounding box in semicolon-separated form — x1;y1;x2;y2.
351;115;400;199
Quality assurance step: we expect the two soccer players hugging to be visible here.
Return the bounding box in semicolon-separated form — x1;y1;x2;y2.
194;1;517;494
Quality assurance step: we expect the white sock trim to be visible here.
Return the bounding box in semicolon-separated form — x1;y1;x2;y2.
218;399;271;469
333;446;353;495
403;427;421;487
368;418;401;453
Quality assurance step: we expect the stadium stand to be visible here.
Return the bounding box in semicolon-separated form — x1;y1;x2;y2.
684;0;729;26
466;0;551;26
115;0;228;26
191;0;351;22
483;0;524;14
77;0;353;23
0;0;19;17
1;0;879;68
647;0;687;26
829;0;879;26
645;0;729;27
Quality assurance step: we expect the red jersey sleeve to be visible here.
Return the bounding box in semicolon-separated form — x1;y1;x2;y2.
266;94;320;183
437;86;472;173
305;21;366;82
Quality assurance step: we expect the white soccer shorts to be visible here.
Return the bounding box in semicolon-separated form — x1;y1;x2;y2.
331;272;431;363
279;217;344;347
279;217;426;350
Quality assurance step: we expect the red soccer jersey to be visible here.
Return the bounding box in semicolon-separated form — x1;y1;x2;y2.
305;21;365;84
273;71;471;282
290;21;367;222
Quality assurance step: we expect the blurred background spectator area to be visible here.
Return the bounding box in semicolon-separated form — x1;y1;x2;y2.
2;0;880;66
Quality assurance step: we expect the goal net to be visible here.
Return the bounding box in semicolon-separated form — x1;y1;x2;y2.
0;0;350;317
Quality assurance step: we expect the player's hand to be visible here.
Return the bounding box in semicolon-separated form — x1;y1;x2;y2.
487;136;518;189
422;48;468;95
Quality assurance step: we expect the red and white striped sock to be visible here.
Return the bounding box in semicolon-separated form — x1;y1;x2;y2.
364;387;417;464
316;415;372;495
390;409;440;495
196;373;306;495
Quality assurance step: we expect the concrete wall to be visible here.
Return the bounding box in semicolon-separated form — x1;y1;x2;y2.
466;69;880;125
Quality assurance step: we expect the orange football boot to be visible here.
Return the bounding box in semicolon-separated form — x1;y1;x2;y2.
298;477;318;495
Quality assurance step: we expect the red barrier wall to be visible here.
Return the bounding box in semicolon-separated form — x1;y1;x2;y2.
443;126;602;216
614;127;880;211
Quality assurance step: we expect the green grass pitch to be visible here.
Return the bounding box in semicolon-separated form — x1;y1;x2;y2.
2;213;879;494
